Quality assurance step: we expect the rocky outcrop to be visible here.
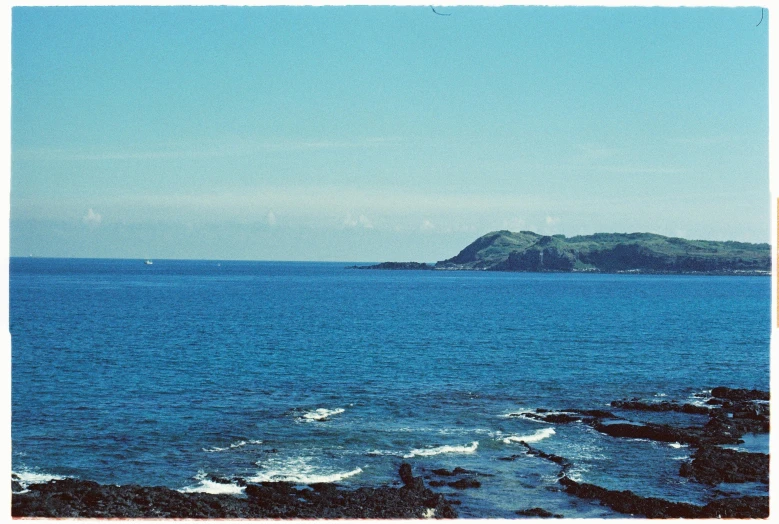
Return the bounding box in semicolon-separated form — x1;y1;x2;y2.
558;476;768;519
515;507;563;518
349;262;433;270
437;231;770;274
610;399;710;415
12;463;458;519
710;387;770;402
355;230;770;274
679;446;769;485
513;387;770;519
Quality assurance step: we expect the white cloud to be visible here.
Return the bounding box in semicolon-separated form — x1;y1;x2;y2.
82;208;102;227
545;216;559;226
420;219;435;231
267;211;277;226
343;213;373;229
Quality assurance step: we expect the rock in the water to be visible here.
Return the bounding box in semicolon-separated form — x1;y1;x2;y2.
398;463;415;486
710;387;769;402
558;474;768;518
350;262;433;270
515;507;563;518
679;446;769;485
611;399;709;415
447;478;481;489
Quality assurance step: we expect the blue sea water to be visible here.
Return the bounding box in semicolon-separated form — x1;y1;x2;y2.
10;258;770;517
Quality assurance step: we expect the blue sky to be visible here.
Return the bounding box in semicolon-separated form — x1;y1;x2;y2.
10;5;770;261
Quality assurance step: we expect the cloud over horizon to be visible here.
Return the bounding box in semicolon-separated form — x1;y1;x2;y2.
82;208;102;227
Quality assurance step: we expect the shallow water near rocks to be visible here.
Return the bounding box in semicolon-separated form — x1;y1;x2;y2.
10;259;770;518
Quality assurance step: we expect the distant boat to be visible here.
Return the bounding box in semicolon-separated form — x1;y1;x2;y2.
145;260;153;265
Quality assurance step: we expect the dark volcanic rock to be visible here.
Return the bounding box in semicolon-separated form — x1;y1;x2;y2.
611;399;709;415
711;387;769;402
398;462;415;486
591;420;741;446
559;476;700;518
12;464;457;519
702;496;770;518
510;410;582;424
558;476;768;518
350;262;433;270
447;478;481;489
430;467;475;477
575;409;616;418
431;468;457;477
592;421;693;443
515;507;563;518
679;446;769;485
520;442;572;476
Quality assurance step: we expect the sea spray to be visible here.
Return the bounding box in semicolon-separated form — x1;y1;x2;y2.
403;441;479;458
501;428;556;444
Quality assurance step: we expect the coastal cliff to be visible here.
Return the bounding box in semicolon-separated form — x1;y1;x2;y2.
357;231;770;275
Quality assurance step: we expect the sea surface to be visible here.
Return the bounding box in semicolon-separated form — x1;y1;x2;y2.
10;258;771;518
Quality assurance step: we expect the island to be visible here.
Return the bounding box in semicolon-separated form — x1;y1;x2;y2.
352;230;771;275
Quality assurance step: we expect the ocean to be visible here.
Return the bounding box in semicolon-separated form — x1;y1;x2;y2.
10;258;770;518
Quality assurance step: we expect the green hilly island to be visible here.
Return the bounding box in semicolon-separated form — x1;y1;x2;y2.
356;231;771;275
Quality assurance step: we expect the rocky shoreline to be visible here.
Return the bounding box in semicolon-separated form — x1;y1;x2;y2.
12;387;769;519
507;386;769;518
12;463;458;519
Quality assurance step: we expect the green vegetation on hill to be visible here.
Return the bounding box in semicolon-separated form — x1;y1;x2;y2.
434;231;770;274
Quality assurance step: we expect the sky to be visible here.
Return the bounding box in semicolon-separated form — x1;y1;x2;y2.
9;5;770;262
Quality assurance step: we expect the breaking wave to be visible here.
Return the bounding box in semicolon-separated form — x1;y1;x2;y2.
202;439;263;453
501;427;556;444
12;469;67;494
403;441;479;458
249;456;362;484
300;408;345;422
178;471;245;495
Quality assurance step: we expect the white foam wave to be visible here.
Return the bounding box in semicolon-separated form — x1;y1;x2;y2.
501;428;556;444
366;449;402;457
12;469;67;494
403;441;479;458
249;456;362;484
668;442;687;449
203;439;262;453
672;455;691;461
178;471;245;495
301;407;345;422
501;410;575;424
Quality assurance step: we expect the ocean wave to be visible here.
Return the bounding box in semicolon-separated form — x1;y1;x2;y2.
178;471;245;495
366;449;402;457
249;456;362;484
501;428;556;444
300;407;345;422
403;441;479;458
500;408;531;419
668;442;687;449
501;410;575;424
687;390;713;407
12;469;67;493
202;439;263;453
